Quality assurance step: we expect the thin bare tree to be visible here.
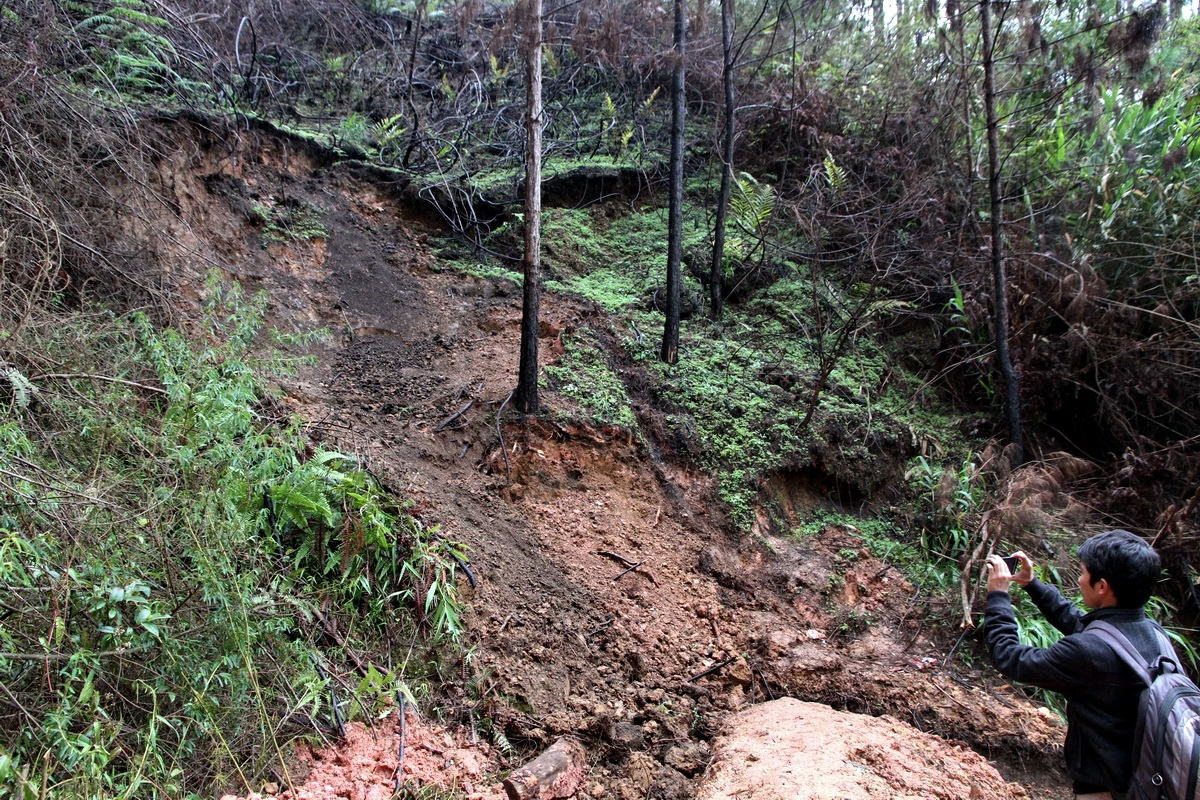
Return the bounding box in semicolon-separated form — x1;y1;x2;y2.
661;0;687;364
980;0;1025;464
515;0;544;413
709;0;735;320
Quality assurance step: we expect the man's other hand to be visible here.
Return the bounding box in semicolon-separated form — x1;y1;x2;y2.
986;554;1013;593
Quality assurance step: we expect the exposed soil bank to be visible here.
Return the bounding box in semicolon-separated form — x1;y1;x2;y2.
136;117;1071;799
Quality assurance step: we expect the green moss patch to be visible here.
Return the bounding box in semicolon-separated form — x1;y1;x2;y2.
545;326;638;429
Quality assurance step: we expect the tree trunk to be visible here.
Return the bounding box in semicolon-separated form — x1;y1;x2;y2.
515;0;543;413
404;0;425;158
980;0;1025;465
661;0;686;364
709;0;734;320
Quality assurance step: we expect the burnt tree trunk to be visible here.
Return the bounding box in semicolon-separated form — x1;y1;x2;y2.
709;0;734;320
661;0;686;364
404;0;426;153
980;0;1025;464
515;0;543;413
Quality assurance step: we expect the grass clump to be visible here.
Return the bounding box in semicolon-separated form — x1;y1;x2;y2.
545;327;638;429
0;274;463;798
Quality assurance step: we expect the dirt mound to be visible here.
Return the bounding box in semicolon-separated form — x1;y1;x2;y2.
696;698;1026;800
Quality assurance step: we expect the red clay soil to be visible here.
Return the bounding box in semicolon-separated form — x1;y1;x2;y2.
137;117;1074;800
219;709;507;800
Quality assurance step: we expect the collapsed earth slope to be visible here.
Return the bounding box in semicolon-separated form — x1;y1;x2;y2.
141;115;1069;799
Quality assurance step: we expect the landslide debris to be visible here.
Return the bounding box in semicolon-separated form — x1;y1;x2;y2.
16;113;1072;798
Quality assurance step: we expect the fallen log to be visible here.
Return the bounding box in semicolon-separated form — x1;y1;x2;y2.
502;736;587;800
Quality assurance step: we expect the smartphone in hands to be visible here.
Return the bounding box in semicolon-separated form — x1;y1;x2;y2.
1002;556;1021;573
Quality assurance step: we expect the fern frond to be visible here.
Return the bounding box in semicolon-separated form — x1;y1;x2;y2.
62;0;95;14
109;6;168;27
3;366;38;410
374;114;406;148
824;150;847;193
601;93;616;122
492;725;514;756
730;172;775;237
77;13;119;30
867;299;910;316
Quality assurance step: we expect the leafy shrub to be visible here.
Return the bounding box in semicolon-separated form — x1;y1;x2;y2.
0;274;463;798
907;454;984;564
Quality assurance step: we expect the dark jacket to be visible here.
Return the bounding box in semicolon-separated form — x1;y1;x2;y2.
985;579;1165;794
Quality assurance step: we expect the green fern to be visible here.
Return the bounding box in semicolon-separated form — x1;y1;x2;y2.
488;52;510;81
491;723;515;757
107;3;167;26
74;0;179;92
823;150;847;193
374;113;406;149
602;93;617;123
865;298;910;318
618;126;634;152
2;366;38;410
729;171;775;238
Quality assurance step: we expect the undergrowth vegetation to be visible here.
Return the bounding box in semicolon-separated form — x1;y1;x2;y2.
0;275;463;798
517;186;1200;680
465;199;946;530
544;328;637;430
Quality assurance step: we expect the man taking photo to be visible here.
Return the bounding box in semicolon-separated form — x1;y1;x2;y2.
984;529;1167;800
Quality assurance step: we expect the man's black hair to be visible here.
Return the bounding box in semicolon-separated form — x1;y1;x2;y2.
1077;529;1161;609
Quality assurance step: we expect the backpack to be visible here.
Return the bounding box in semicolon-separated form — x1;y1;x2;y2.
1085;620;1200;800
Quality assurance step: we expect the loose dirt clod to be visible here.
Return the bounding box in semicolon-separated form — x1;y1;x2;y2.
696;697;1027;800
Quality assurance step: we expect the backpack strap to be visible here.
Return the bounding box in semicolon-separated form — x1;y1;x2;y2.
1150;628;1185;677
1083;620;1155;687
